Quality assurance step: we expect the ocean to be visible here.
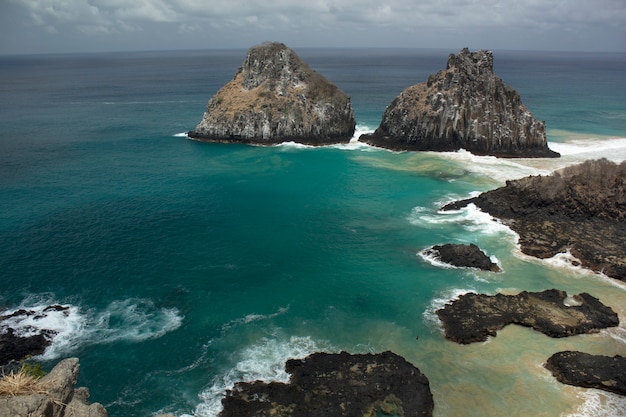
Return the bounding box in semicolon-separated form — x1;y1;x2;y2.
0;48;625;417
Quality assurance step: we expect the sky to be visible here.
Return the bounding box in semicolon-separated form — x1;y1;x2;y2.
1;0;625;54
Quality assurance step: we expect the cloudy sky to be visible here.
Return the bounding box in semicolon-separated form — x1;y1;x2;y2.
1;0;625;54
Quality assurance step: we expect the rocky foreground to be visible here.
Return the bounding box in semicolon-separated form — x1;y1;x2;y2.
0;358;107;417
361;48;558;157
219;351;434;417
436;289;619;344
443;159;626;281
189;42;356;145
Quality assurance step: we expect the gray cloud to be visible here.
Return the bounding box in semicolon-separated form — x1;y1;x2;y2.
2;0;625;53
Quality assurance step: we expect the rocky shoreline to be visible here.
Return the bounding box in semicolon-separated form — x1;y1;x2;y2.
442;159;626;281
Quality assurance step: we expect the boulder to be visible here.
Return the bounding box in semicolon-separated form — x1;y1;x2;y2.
189;42;356;145
436;289;619;344
219;351;434;417
361;48;559;157
545;351;626;396
442;159;626;281
423;243;501;271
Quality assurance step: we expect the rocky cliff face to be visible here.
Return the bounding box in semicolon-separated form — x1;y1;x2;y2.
361;48;559;157
189;42;356;145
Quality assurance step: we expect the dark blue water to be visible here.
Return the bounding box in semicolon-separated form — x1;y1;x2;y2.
1;48;625;417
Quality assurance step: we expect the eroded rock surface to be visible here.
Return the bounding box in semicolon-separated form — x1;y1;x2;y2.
189;42;356;145
361;48;558;157
423;243;501;271
442;159;626;281
545;351;626;396
219;351;434;417
436;289;618;344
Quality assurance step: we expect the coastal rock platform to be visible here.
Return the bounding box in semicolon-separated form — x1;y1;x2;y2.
189;42;356;145
361;48;558;157
545;351;626;396
219;351;434;417
442;159;626;281
436;289;619;344
422;243;501;272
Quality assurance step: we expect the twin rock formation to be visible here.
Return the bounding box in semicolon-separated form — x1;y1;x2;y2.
190;43;558;158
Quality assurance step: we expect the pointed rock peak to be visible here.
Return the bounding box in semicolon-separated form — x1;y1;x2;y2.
446;48;494;77
241;42;302;90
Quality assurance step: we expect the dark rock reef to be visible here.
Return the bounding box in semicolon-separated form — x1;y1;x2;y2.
422;243;501;272
0;305;68;365
219;351;434;417
361;48;558;157
443;159;626;281
545;351;626;396
436;289;619;344
189;42;356;145
0;358;108;417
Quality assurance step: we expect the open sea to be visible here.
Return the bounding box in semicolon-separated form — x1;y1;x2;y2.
1;48;625;417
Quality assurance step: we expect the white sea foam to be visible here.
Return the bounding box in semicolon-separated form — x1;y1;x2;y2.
0;297;183;361
187;336;333;417
422;288;476;331
566;389;626;417
173;132;189;137
409;202;518;239
220;306;289;333
550;137;626;159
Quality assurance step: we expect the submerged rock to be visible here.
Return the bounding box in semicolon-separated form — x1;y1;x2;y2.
436;289;618;344
189;42;356;145
361;48;559;157
442;159;626;281
219;351;434;417
423;243;501;271
545;351;626;396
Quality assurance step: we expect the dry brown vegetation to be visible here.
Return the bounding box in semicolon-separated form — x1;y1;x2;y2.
0;367;48;397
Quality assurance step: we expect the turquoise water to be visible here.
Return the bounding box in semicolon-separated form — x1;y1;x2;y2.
0;49;625;417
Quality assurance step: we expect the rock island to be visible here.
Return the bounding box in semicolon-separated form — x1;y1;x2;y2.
361;48;559;157
189;42;356;145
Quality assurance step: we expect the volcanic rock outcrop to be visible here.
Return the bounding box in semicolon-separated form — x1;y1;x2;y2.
219;351;434;417
436;289;619;344
545;351;626;396
189;42;356;145
442;159;626;281
422;243;501;272
361;48;559;157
